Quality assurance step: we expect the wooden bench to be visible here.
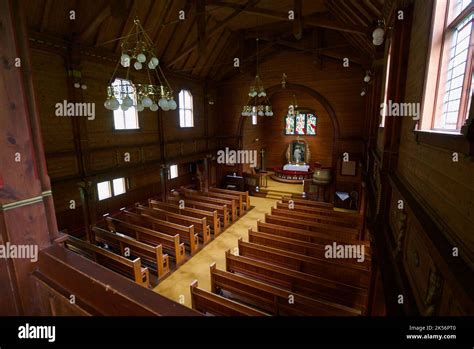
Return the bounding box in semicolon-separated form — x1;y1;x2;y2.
282;196;334;209
256;221;371;257
225;250;368;313
180;191;237;222
272;205;358;229
265;213;359;241
167;196;229;228
63;235;150;287
119;210;199;255
277;200;361;227
135;204;211;245
149;199;221;235
198;190;243;217
106;217;186;266
209;263;360;316
92;227;170;279
237;239;371;289
190;280;268;316
248;228;371;267
209;187;250;211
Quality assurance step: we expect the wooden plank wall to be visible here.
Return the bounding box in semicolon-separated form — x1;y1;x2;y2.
31;48;213;233
215;51;366;174
396;0;474;268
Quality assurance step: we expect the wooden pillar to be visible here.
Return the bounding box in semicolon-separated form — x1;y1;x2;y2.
0;0;57;314
160;165;168;202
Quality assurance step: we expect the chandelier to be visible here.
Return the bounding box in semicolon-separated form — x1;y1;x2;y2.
241;39;273;117
104;19;176;112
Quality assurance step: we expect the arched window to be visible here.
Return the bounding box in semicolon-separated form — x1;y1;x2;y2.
112;78;139;130
285;109;317;135
179;89;194;128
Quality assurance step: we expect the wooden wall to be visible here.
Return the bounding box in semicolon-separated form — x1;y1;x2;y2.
31;47;211;234
216;51;367;174
396;0;474;269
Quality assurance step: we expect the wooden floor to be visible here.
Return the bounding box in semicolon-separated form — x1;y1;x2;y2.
154;195;280;308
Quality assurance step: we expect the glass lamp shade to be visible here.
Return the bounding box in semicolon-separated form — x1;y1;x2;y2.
148;61;156;69
136;53;146;63
136;103;145;112
120;54;130;67
122;96;134;108
158;98;168;109
150;103;159;111
150;57;159;66
134;61;143;70
121;104;129;111
110;98;120;110
364;75;371;83
168;99;177;110
142;96;153;107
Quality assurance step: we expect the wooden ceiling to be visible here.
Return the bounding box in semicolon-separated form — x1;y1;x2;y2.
25;0;386;80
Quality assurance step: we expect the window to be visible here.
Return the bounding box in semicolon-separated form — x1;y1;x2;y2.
97;177;127;201
112;78;139;130
179;90;194;128
252;106;258;125
169;165;178;179
421;1;473;132
284;109;317;135
97;181;112;201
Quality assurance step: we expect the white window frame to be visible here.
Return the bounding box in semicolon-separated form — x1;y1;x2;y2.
169;164;178;179
178;90;194;128
112;78;139;130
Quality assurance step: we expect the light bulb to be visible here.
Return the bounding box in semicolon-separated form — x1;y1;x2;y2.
150;57;159;66
150;103;159;111
269;111;273;116
110;98;120;110
265;111;270;116
81;84;87;90
122;96;133;108
121;104;129;111
158;98;168;109
361;90;366;96
161;102;170;111
168;99;177;110
136;103;145;112
260;91;266;97
364;74;371;83
137;53;146;63
120;53;130;67
104;99;112;110
142;96;153;107
148;61;156;69
74;82;80;88
258;111;264;116
134;61;142;70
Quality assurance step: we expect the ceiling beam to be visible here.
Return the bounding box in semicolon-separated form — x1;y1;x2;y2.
197;0;207;54
79;4;111;43
206;0;368;34
293;0;303;40
167;0;260;68
39;0;53;32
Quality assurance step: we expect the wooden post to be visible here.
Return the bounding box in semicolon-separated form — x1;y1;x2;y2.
0;0;57;314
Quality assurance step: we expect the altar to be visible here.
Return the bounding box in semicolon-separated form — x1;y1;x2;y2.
283;164;310;172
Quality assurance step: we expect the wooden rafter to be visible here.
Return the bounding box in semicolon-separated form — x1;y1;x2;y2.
197;0;207;53
200;30;233;77
192;25;223;75
112;0;137;51
79;4;111;44
293;0;303;40
167;0;260;68
206;0;368;34
39;0;53;33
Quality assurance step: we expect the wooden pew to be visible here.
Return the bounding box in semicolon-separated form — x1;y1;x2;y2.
92;227;170;279
209;263;360;316
63;235;150;287
282;195;334;209
277;201;360;227
167;196;229;228
135;204;211;245
106;217;186;266
225;250;368;313
237;239;371;289
272;205;358;229
149;199;221;235
256;221;371;256
186;188;243;217
248;228;371;267
209;187;250;211
119;210;199;255
264;213;359;241
180;191;237;222
190;280;268;316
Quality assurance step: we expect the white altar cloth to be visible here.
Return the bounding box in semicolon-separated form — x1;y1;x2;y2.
283;164;310;172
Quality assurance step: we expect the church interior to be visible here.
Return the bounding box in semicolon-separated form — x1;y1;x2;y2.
1;0;473;318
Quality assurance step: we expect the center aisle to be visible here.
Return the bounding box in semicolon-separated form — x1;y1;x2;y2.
153;196;277;308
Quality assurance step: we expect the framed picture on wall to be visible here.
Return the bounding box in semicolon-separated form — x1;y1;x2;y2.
340;159;358;176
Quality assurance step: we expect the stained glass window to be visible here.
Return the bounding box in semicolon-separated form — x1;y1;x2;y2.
284;110;317;136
